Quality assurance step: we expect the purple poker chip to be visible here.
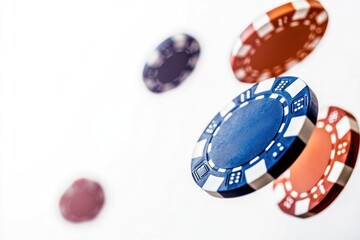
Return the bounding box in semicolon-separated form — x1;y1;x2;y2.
59;178;105;223
143;33;200;93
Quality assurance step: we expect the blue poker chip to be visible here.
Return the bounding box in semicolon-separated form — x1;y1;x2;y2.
143;34;200;93
191;76;318;198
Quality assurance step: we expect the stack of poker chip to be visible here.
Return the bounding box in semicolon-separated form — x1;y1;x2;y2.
190;0;360;218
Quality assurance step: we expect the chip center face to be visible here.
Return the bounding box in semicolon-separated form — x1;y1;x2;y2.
289;127;332;193
69;191;97;217
209;98;284;169
157;51;189;84
251;25;310;71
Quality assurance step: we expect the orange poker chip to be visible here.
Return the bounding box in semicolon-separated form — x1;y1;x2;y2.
273;106;360;218
231;0;328;83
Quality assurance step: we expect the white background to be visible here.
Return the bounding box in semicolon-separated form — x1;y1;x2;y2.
1;0;359;239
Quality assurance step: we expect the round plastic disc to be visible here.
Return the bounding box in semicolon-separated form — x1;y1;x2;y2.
273;106;360;217
59;178;105;223
191;76;318;198
231;0;328;83
143;33;200;93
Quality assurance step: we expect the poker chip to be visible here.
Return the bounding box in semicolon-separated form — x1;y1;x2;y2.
230;0;328;83
191;76;318;198
59;178;105;223
273;106;360;217
143;33;200;93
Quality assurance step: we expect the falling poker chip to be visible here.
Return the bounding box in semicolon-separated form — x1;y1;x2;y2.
230;0;328;83
59;178;105;223
273;106;360;218
191;76;318;198
143;33;200;93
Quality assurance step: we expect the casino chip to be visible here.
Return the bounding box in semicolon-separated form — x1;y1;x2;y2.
143;33;200;93
191;76;318;198
59;178;105;223
273;106;360;217
231;0;328;83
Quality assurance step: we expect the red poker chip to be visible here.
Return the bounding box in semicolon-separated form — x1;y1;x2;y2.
59;178;105;223
231;0;328;83
273;106;360;217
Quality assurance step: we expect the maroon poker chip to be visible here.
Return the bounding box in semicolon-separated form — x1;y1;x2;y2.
59;178;105;223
